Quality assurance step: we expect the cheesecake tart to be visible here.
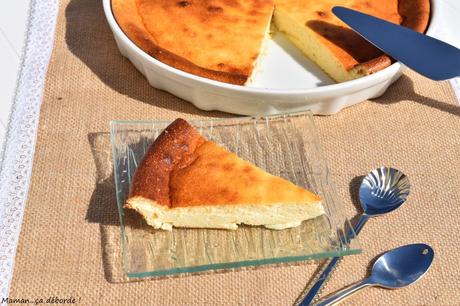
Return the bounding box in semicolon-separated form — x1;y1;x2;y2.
112;0;430;84
125;119;324;230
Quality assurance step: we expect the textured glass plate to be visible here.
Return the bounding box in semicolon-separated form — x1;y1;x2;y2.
110;112;360;278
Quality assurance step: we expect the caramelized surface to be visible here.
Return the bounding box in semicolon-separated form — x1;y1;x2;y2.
112;0;274;85
169;140;320;207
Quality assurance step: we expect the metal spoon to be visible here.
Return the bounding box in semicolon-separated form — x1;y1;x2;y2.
315;243;434;306
298;167;410;305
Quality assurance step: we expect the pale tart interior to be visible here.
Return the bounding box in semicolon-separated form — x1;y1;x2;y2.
127;198;324;230
273;1;404;82
273;6;367;83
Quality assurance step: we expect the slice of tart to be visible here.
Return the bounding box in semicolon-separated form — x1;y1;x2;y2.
125;119;324;230
112;0;274;85
273;0;430;82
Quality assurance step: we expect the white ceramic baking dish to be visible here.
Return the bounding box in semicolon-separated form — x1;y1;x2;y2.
103;0;439;115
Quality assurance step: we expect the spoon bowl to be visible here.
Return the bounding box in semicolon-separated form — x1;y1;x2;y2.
359;167;410;216
315;244;435;306
350;167;410;236
371;243;434;288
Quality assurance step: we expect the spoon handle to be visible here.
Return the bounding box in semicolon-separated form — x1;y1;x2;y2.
297;257;341;306
352;214;370;236
314;279;373;306
297;214;369;305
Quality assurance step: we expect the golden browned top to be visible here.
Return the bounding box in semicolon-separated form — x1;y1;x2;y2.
112;0;274;85
275;0;430;71
129;119;321;208
129;118;205;205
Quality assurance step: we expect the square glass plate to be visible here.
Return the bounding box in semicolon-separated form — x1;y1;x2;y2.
110;112;360;278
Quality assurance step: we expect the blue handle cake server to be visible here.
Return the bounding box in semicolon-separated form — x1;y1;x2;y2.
297;167;410;305
333;6;460;80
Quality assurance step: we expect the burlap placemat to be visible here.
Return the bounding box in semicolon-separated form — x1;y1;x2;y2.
8;0;460;305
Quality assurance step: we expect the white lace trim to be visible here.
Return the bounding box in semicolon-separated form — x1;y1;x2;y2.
0;0;59;302
450;78;460;105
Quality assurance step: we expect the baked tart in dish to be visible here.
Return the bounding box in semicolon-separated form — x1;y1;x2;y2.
112;0;430;84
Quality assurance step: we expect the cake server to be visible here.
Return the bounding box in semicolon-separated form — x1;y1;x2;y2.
333;6;460;80
297;167;410;305
314;243;434;306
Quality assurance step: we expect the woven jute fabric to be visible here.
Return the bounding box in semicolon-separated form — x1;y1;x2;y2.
8;0;460;305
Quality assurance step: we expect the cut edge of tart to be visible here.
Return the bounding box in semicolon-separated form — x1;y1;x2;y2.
273;0;430;82
126;198;325;230
125;118;324;231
